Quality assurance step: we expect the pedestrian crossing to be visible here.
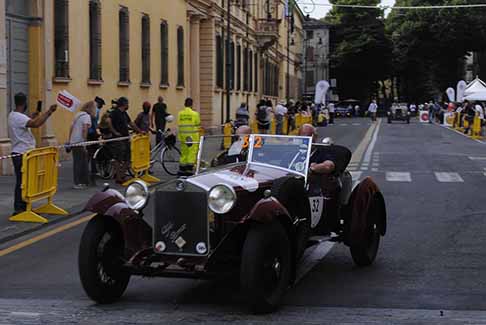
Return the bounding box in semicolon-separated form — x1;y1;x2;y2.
353;171;476;183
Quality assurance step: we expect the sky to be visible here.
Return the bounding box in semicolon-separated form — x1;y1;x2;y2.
298;0;397;19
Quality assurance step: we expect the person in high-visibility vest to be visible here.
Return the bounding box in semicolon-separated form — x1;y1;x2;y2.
177;98;200;176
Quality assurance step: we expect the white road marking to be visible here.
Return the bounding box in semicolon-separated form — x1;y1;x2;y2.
386;172;412;182
469;156;486;161
11;312;41;317
435;172;464;183
352;123;360;126
372;168;379;172
340;123;348;126
295;241;335;283
372;163;379;167
350;171;362;181
363;119;382;164
360;166;369;170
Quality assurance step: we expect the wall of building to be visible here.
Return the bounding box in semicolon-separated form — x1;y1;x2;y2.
50;0;190;143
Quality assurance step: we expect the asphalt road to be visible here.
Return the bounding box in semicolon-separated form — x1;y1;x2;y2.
2;117;486;324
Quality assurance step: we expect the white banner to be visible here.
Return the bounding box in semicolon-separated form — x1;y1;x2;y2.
457;80;467;102
419;110;430;123
446;87;455;102
56;90;81;112
314;80;330;105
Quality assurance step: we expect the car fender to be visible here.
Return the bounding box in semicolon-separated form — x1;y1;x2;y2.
84;189;152;256
245;197;293;229
344;177;387;246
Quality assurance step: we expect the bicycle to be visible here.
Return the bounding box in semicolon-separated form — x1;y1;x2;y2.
150;129;181;176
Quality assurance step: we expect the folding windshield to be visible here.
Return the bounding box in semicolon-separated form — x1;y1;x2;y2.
248;135;312;176
196;135;248;174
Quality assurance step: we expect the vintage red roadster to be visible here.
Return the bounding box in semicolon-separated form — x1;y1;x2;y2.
78;134;387;313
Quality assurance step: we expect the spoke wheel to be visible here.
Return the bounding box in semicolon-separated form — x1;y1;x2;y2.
350;198;381;267
161;146;181;176
79;216;130;304
241;222;291;314
96;159;114;180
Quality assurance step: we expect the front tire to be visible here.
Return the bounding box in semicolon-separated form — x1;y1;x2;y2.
241;222;291;314
79;216;130;304
161;146;181;176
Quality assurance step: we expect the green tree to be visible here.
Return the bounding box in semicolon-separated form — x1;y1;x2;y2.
325;0;393;103
386;0;486;102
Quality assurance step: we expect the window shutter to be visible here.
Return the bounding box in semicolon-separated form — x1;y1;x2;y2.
141;15;151;84
216;35;223;88
177;26;184;86
54;0;69;78
160;22;169;85
249;50;253;93
236;44;241;91
119;7;130;82
89;0;102;80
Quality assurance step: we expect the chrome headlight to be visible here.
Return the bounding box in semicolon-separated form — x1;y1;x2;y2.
125;180;149;210
208;184;236;214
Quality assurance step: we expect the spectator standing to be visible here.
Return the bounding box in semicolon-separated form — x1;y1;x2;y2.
328;102;335;124
256;99;272;134
463;100;475;135
427;101;434;124
151;96;169;145
368;100;378;122
86;96;104;183
354;104;360;117
8;92;57;215
135;102;152;132
287;101;297;131
110;97;144;184
68;101;96;189
275;100;288;135
235;103;250;128
177;98;200;176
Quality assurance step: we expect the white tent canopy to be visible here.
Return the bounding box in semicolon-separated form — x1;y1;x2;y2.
464;78;486;101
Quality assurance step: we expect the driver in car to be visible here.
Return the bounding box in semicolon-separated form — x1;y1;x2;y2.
211;125;251;167
299;124;351;235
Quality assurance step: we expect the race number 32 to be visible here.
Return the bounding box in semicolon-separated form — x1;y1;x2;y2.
242;136;263;149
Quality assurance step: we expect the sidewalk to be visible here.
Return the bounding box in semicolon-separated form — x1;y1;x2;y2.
0;159;173;244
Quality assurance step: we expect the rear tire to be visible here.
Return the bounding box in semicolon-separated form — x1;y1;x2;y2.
161;146;181;176
96;159;114;180
241;222;291;314
79;216;130;304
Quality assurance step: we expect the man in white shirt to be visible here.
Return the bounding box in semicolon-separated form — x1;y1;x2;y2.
328;102;335;124
368;100;378;122
475;103;484;120
8;92;57;215
275;100;288;134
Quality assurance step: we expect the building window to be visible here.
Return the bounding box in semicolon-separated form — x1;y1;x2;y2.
229;41;235;90
305;70;314;88
243;47;248;91
141;15;150;84
236;44;241;91
264;60;279;97
216;35;223;88
249;49;253;92
306;46;314;62
177;26;184;87
306;30;314;39
254;51;258;92
160;21;169;86
54;0;69;79
89;0;102;81
119;7;129;83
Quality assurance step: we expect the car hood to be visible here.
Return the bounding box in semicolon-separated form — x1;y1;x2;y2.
185;163;294;192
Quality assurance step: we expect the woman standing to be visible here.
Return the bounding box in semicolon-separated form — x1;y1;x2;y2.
69;101;96;189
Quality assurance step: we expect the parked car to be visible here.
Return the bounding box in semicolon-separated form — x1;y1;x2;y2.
387;103;410;123
78;134;387;313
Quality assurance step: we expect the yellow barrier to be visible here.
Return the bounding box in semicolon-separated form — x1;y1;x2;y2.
472;116;483;139
124;134;160;186
282;116;289;135
454;112;463;131
223;122;233;149
10;147;68;223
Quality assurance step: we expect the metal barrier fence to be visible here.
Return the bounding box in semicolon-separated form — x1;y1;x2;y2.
10;147;68;223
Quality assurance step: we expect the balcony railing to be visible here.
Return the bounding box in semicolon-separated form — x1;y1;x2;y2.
256;19;279;51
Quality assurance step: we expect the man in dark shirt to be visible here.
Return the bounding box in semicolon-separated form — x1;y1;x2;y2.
151;96;170;144
110;97;143;184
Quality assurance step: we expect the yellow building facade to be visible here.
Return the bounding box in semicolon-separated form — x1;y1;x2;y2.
0;0;304;175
